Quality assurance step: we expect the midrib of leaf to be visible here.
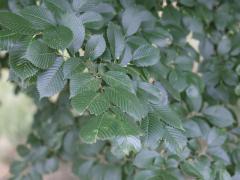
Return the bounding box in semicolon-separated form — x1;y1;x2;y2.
84;93;101;112
94;114;105;141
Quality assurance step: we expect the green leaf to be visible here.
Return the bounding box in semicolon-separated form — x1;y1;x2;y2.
143;27;173;48
45;0;71;13
105;87;147;120
20;6;56;30
0;12;37;35
60;13;85;52
138;82;168;107
203;106;234;128
69;73;101;97
180;161;204;179
107;22;125;59
156;105;183;130
79;112;142;143
9;56;39;80
133;149;159;168
43;25;73;50
141;113;165;149
44;157;59;173
111;136;142;157
217;36;231;55
37;58;66;98
102;71;134;92
81;11;104;30
25;40;56;69
164;126;187;153
133;45;160;67
71;91;110;115
158;74;181;101
63;58;85;79
85;34;106;60
148;170;178;180
122;7;142;36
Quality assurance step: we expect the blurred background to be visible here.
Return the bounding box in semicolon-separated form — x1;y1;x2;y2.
0;69;76;180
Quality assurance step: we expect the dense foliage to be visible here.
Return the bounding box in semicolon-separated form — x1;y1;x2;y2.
1;0;240;179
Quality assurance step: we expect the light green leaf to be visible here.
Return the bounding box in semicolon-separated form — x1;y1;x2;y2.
20;6;56;30
0;12;37;35
71;91;109;115
25;40;56;69
79;112;142;143
107;22;125;59
69;73;101;97
37;58;66;98
102;71;134;92
105;87;147;120
85;34;106;60
60;13;85;52
43;25;73;50
133;45;160;67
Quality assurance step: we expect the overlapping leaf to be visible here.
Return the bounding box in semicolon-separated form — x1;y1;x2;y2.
80;112;142;143
25;40;56;69
37;58;66;98
70;73;101;97
71;91;109;115
0;12;36;35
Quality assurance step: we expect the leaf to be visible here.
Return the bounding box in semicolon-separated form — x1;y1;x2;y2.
81;11;104;30
163;126;187;153
25;40;56;69
85;34;106;60
141;113;165;149
111;136;142;157
60;13;85;52
133;45;160;67
63;58;85;79
122;7;142;36
203;106;234;128
138;82;168;107
105;87;147;120
143;27;173;48
149;170;178;180
37;58;66;98
107;22;125;59
157;74;181;101
0;12;37;35
45;0;71;13
102;71;134;92
79;112;142;143
43;25;73;50
217;36;231;55
9;56;39;80
20;6;56;30
69;73;101;97
120;45;132;66
71;91;110;115
44;158;59;173
133;149;159;168
180;161;204;179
